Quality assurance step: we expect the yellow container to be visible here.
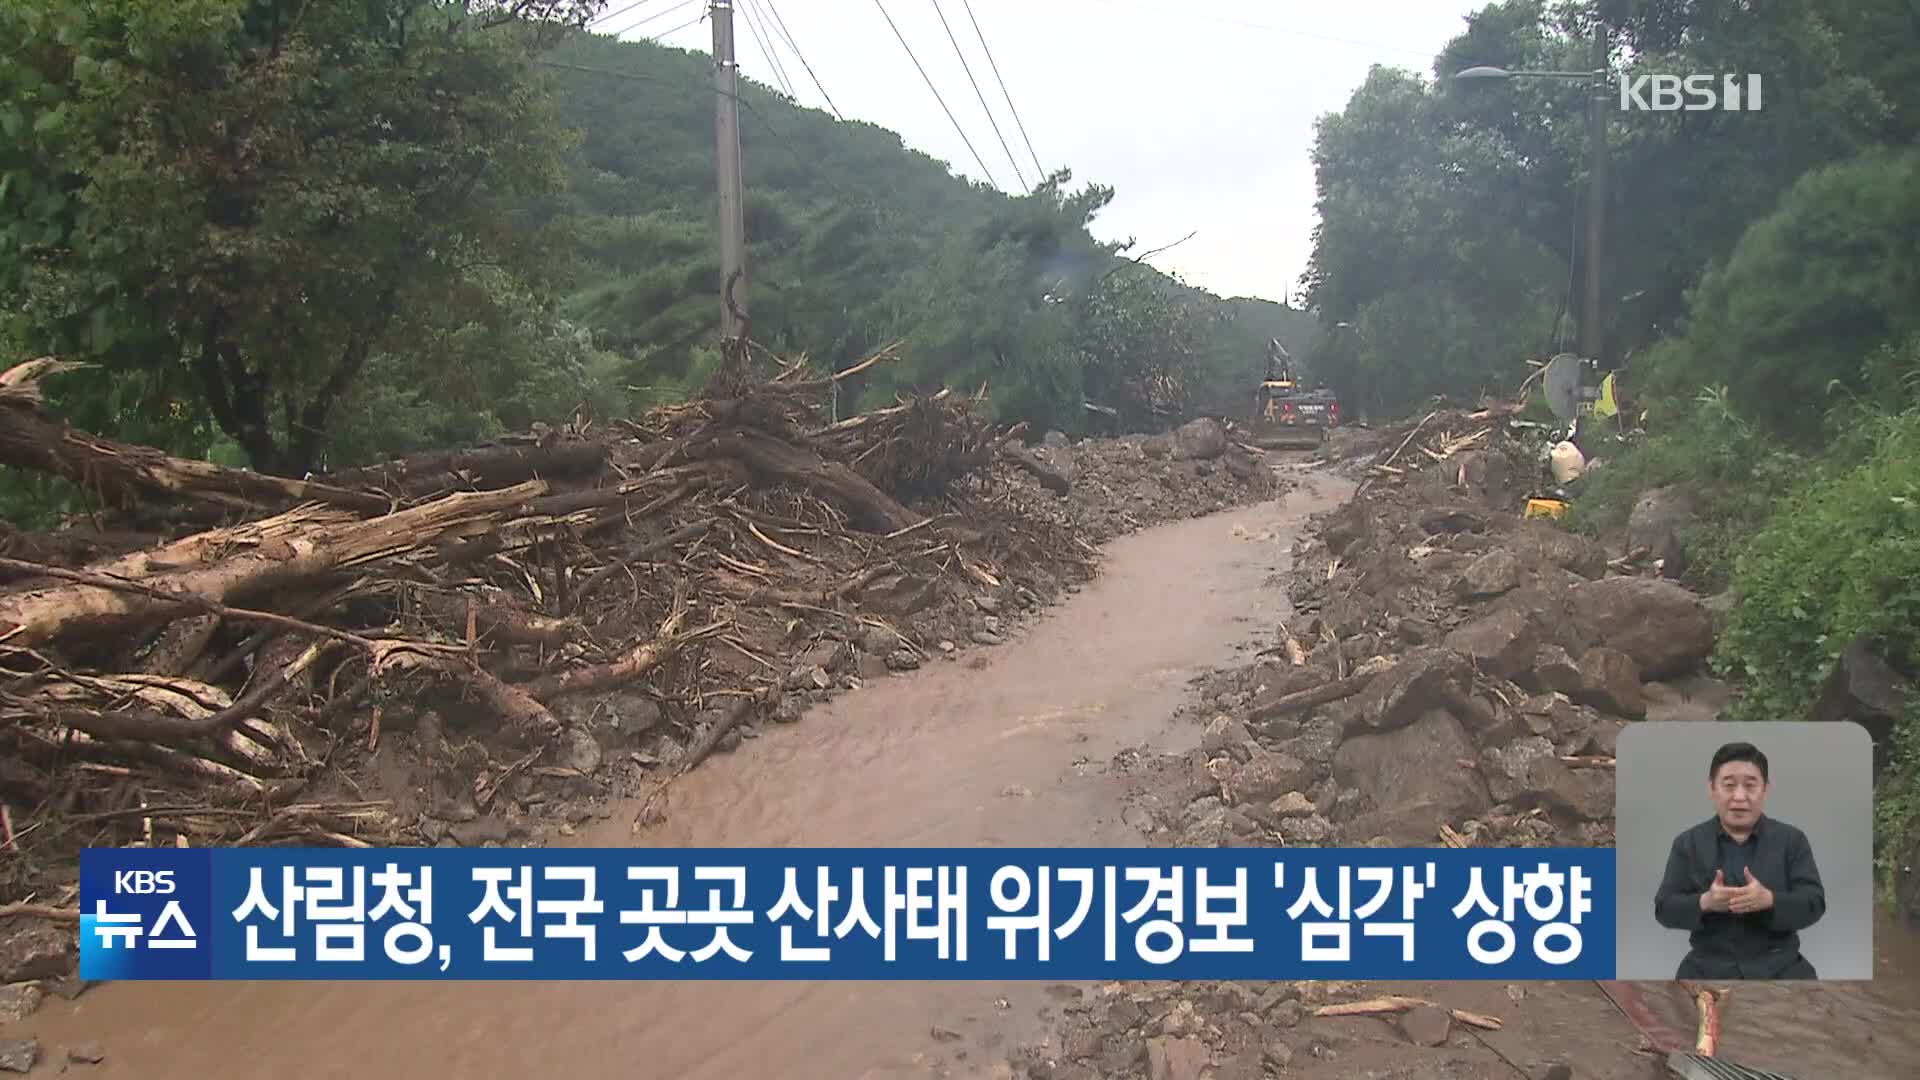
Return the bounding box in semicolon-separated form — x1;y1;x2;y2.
1524;498;1570;520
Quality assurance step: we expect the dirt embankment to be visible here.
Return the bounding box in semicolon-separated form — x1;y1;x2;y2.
0;352;1279;996
1013;407;1751;1080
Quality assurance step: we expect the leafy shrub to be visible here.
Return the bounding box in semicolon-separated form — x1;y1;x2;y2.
1714;405;1920;723
1566;384;1802;589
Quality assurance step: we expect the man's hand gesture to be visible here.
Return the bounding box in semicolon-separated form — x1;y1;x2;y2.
1728;873;1775;915
1699;869;1739;913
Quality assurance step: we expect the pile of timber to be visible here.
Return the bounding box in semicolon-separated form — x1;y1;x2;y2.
0;347;1078;852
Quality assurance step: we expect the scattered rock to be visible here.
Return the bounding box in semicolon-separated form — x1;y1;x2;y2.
1629;485;1696;580
1400;1004;1452;1046
448;816;511;847
0;984;41;1023
1268;791;1316;818
1574;646;1646;719
1122;805;1158;833
859;625;902;654
1397;618;1439;645
1569;577;1714;679
1443;608;1540;681
1262;1029;1296;1067
800;638;852;674
1145;1036;1210;1080
65;1042;106;1065
1510;523;1610;579
774;694;806;723
1143;436;1171;460
0;920;75;984
885;649;921;672
1525;644;1584;695
1277;815;1335;844
1202;715;1255;757
938;640;956;653
1100;1035;1148;1074
1171;418;1229;461
560;726;603;775
1416;506;1489;535
1457;550;1523;598
1586;717;1626;757
1343;647;1473;734
863;572;940;617
972;630;1006;646
1482;737;1586;817
1233;750;1312;804
0;1039;35;1074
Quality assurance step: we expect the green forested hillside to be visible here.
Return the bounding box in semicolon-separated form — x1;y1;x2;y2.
0;4;1318;494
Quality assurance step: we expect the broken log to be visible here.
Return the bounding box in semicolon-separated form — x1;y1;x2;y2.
688;429;923;534
1245;671;1374;723
517;619;727;702
0;481;546;645
323;439;607;498
0;360;391;514
417;591;577;648
1313;996;1503;1031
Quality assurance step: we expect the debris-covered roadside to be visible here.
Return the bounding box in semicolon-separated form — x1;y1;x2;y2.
0;351;1281;988
1012;401;1735;1080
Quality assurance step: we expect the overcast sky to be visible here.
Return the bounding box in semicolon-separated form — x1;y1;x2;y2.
602;0;1489;304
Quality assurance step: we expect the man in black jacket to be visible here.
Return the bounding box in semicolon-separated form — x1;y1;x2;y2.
1653;741;1827;979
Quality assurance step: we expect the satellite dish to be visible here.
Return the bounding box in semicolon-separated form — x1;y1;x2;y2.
1543;353;1584;421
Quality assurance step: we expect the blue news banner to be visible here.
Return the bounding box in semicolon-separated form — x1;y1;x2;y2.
81;847;1616;981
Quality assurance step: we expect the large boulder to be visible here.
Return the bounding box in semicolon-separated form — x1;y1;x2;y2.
1509;521;1610;580
1457;549;1524;599
1334;709;1492;826
1231;749;1314;805
1170;418;1229;461
1812;635;1913;775
1574;646;1648;719
1342;647;1474;734
1481;736;1606;819
1443;608;1540;681
1523;644;1585;696
1628;485;1696;580
1568;577;1715;679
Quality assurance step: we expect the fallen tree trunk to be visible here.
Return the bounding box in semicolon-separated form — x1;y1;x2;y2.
0;481;546;645
0;361;390;514
689;429;924;534
517;619;727;702
324;439;607;497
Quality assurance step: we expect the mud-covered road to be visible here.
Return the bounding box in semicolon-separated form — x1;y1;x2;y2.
7;461;1918;1079
4;466;1340;1077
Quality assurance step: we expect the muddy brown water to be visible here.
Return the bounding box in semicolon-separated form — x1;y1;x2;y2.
8;467;1919;1079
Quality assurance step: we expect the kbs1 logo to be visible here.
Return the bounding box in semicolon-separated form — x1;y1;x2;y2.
1620;73;1763;112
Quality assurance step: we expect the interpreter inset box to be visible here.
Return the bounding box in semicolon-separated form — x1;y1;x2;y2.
1614;721;1873;981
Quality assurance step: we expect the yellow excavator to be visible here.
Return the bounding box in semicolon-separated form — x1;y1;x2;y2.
1247;338;1338;449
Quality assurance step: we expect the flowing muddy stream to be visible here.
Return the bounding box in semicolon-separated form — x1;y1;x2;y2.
10;465;1919;1078
8;470;1344;1078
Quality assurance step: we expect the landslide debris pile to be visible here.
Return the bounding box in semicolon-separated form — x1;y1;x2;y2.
1006;402;1726;1080
0;351;1277;971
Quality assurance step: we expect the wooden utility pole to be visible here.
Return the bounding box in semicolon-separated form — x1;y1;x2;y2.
711;1;749;356
1583;23;1608;365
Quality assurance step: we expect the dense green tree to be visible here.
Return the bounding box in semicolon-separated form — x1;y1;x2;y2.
1;0;597;475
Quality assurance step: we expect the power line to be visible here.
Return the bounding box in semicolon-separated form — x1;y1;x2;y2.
737;0;797;99
958;0;1045;181
608;0;703;38
760;0;847;122
591;0;665;29
928;0;1027;192
638;8;711;42
868;0;1002;191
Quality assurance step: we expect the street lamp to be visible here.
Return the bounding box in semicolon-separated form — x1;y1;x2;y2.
1452;34;1611;367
